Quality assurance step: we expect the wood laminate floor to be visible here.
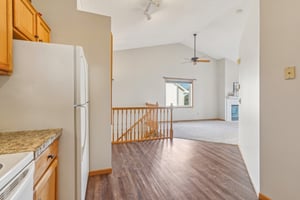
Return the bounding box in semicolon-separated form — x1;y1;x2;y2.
86;139;258;200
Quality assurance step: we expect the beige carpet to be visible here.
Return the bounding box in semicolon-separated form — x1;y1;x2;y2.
173;120;239;145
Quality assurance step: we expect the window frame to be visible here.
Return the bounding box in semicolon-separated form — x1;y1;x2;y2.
164;77;194;108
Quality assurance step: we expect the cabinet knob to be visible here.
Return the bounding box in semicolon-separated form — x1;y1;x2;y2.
39;39;43;42
47;154;55;160
34;35;39;39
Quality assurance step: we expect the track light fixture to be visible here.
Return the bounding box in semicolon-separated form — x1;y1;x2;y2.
144;0;160;20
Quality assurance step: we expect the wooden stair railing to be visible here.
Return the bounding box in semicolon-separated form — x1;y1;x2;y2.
115;111;148;142
112;103;173;144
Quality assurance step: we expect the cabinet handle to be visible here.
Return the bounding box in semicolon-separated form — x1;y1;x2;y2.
34;35;39;39
47;154;55;160
39;39;43;42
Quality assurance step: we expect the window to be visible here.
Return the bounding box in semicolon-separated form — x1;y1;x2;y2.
165;78;193;107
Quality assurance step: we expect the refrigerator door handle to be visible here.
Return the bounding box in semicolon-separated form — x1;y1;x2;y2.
73;102;89;108
81;106;88;159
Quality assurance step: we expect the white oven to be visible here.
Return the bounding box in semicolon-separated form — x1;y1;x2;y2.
0;152;34;200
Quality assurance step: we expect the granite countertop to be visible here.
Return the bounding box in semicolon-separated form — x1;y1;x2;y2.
0;129;62;158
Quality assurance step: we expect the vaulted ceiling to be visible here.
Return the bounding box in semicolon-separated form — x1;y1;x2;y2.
78;0;250;62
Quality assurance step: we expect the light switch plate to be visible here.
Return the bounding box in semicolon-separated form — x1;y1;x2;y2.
285;66;296;80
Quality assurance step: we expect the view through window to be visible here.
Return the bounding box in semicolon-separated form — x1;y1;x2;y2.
165;78;193;107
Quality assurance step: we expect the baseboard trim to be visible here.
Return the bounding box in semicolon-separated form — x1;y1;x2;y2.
89;168;112;177
259;193;271;200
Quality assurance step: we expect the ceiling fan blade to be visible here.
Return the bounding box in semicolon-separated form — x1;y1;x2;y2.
196;59;210;63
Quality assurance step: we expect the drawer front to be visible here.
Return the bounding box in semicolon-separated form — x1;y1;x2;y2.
34;140;58;186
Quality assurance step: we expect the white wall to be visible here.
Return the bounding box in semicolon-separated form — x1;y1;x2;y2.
260;0;300;199
217;59;239;120
31;0;111;199
238;0;260;194
217;59;226;120
113;43;220;121
225;59;239;96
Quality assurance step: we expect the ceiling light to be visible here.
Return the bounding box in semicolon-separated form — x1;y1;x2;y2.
144;0;160;20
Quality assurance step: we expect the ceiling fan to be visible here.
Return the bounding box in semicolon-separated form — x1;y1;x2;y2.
187;33;210;65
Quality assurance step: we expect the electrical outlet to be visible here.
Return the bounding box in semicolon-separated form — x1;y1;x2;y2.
285;66;296;80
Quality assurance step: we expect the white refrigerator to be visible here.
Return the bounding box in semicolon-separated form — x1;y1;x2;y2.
0;40;89;200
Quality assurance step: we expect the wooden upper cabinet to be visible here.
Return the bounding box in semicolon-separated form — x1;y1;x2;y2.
0;0;13;75
36;14;50;43
13;0;37;41
13;0;50;43
1;0;51;76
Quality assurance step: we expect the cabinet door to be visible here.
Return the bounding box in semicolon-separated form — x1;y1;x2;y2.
34;159;58;200
36;14;50;43
13;0;37;41
0;0;12;75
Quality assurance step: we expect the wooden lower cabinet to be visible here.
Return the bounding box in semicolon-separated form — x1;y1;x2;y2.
34;140;59;200
34;159;58;200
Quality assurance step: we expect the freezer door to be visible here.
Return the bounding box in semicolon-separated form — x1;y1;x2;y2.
75;47;89;105
75;104;89;200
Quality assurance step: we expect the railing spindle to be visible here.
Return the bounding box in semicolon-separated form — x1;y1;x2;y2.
163;108;165;138
159;108;162;138
167;108;169;138
111;110;115;142
125;109;128;141
142;109;145;139
129;109;132;141
121;109;124;142
116;109;119;143
134;109;136;141
138;109;140;140
170;104;173;139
